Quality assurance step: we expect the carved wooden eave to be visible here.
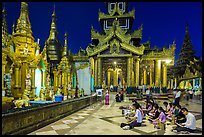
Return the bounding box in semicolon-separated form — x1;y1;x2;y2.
179;67;202;81
142;51;173;60
87;43;109;57
91;27;106;41
76;63;89;70
142;43;175;61
131;25;142;39
115;25;131;43
72;55;89;62
2;48;15;63
92;20;131;47
98;9;135;21
97;53;132;58
120;43;145;55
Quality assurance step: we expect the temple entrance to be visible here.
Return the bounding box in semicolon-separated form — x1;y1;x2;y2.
102;58;127;92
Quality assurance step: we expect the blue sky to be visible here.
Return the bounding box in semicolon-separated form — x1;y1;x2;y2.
4;2;202;61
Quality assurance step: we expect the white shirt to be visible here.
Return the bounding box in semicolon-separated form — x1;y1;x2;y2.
135;109;143;123
146;89;150;95
184;112;196;130
175;91;181;98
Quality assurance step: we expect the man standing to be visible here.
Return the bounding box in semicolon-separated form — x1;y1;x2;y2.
172;107;196;133
174;89;181;106
145;87;151;103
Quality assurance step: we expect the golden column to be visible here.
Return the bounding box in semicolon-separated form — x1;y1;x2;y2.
97;57;102;87
53;69;58;93
199;78;202;89
130;58;133;87
193;79;195;88
108;70;111;86
143;68;147;85
59;73;62;88
132;70;135;86
63;68;68;97
113;69;118;87
127;57;133;87
171;79;174;89
90;57;95;90
127;58;131;87
174;78;177;88
94;59;98;87
21;62;27;94
41;70;43;87
162;63;167;87
68;68;71;85
149;68;152;87
14;67;20;98
167;80;171;89
67;67;71;97
135;59;140;87
154;60;161;87
61;69;65;87
2;53;7;92
30;66;36;99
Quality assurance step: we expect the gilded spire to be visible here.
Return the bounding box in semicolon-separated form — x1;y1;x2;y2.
185;22;189;33
2;6;8;33
62;32;68;57
12;22;15;35
48;4;58;40
15;2;33;37
2;5;9;47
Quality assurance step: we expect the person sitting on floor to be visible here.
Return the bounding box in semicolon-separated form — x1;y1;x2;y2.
172;107;196;133
148;104;160;121
115;93;121;102
120;103;143;130
163;101;169;113
142;101;154;116
166;103;176;121
152;107;166;129
174;105;186;124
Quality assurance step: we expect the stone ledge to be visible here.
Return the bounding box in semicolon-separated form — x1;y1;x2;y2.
2;96;97;135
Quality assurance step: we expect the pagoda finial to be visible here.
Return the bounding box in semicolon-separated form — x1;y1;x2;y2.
48;3;58;40
62;32;68;57
53;3;56;16
64;32;68;47
185;22;189;33
12;21;15;35
2;3;9;47
15;2;33;37
2;4;8;35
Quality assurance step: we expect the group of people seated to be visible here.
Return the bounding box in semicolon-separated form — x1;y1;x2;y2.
119;99;197;133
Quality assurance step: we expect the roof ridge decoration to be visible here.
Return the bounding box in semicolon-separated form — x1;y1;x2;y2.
98;9;135;21
131;24;143;39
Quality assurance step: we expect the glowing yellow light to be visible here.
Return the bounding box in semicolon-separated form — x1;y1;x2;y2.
114;61;117;65
165;60;171;64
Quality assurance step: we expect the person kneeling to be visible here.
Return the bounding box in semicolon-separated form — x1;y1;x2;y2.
120;103;143;130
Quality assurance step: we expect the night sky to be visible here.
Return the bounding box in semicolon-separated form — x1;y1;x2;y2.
4;2;202;61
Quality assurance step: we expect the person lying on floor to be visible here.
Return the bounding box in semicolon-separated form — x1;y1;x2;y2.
120;103;143;130
172;107;196;133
